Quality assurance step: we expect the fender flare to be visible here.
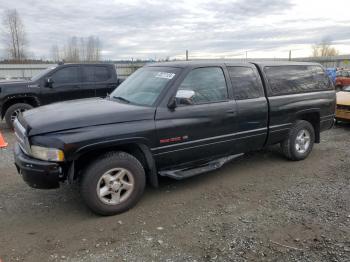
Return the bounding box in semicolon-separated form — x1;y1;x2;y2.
70;138;159;188
295;109;321;142
1;94;40;118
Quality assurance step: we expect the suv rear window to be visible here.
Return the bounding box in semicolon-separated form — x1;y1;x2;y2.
83;66;111;82
264;65;332;95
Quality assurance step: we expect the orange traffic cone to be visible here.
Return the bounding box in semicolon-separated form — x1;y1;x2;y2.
0;131;8;148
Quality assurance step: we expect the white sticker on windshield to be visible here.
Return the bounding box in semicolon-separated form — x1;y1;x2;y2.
155;72;175;79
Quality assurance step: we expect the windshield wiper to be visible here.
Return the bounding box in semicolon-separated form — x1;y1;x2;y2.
112;96;130;104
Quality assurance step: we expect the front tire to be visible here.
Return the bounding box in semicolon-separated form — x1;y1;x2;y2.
4;103;33;129
80;152;146;216
281;120;315;161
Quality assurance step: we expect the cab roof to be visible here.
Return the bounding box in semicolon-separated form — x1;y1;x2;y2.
147;60;321;68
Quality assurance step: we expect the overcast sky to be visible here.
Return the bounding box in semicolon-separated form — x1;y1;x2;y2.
0;0;349;60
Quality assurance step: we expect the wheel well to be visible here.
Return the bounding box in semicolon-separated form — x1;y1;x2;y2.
1;97;39;118
73;144;157;185
297;112;320;143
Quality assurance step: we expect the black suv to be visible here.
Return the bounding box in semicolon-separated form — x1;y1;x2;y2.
0;63;119;128
14;61;335;215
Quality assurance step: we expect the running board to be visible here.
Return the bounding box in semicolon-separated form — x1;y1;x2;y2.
159;154;244;180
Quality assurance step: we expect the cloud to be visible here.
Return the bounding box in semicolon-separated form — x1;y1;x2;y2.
0;0;349;60
205;0;294;18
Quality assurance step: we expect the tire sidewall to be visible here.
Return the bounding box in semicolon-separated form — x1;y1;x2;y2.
81;152;146;215
289;121;315;160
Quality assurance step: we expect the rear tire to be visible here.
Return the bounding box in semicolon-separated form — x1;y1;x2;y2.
80;151;146;216
4;103;33;129
281;120;315;161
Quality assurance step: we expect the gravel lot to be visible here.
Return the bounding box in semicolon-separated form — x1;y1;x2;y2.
0;121;349;262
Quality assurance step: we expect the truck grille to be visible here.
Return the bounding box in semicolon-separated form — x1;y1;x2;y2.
337;104;350;111
13;119;30;155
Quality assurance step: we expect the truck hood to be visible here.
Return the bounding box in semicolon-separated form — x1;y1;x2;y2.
0;80;36;95
0;79;30;84
22;98;156;136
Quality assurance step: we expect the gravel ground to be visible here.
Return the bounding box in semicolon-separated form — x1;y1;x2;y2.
0;121;349;262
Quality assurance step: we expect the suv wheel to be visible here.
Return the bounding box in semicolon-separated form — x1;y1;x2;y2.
80;152;146;216
281;120;315;161
4;103;33;129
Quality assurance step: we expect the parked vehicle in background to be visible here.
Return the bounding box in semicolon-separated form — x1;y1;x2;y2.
13;61;335;215
335;70;350;91
326;68;336;85
335;85;350;122
0;63;119;128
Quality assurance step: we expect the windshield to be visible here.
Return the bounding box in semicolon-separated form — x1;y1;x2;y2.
110;66;180;106
31;67;56;81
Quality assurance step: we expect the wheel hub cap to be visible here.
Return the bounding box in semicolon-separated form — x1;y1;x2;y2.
96;168;134;205
295;129;311;154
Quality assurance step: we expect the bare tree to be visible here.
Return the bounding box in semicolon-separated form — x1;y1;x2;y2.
312;41;339;57
79;37;86;62
50;44;60;62
86;36;100;61
63;36;80;62
2;9;27;62
61;35;101;62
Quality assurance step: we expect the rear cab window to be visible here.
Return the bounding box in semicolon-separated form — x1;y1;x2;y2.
227;66;264;100
264;65;332;96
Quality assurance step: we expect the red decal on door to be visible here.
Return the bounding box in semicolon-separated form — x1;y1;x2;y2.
160;136;183;144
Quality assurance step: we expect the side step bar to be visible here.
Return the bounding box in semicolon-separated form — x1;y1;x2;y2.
159;153;244;180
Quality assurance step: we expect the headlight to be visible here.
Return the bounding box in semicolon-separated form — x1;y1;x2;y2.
31;145;65;162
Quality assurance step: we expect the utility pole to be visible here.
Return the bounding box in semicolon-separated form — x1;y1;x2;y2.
186;50;189;61
245;51;248;61
289;50;292;61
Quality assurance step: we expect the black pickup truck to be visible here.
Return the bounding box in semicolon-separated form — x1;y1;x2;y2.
13;61;335;215
0;63;119;128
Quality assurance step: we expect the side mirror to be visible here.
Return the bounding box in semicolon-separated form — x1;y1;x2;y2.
167;97;177;109
168;90;196;109
176;90;195;105
45;77;54;88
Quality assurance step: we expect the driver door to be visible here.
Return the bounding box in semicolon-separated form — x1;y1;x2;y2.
154;66;238;169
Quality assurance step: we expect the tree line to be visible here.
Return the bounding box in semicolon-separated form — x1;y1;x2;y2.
51;36;101;62
1;9;101;63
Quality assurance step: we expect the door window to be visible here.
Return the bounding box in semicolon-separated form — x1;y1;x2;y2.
82;66;111;82
227;67;263;100
51;66;79;84
177;67;228;105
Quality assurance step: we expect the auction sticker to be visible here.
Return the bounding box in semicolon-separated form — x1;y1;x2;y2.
155;72;175;79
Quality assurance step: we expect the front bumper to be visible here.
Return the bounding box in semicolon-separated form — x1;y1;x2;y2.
14;143;62;189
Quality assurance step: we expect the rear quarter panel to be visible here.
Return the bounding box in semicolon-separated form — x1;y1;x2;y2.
266;91;335;145
254;63;336;145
